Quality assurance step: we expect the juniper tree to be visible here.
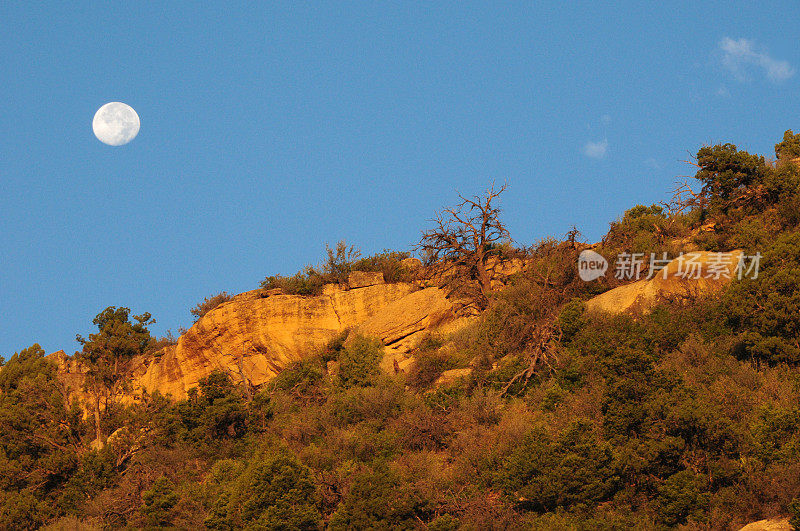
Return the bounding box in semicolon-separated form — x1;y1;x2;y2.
418;183;511;308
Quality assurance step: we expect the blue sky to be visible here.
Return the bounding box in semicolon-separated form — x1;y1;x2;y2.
2;2;799;356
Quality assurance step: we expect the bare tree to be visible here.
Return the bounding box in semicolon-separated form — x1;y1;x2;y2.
565;226;583;249
501;319;561;396
418;183;510;308
659;179;704;218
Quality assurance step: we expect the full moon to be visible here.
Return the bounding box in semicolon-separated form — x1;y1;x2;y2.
92;102;140;146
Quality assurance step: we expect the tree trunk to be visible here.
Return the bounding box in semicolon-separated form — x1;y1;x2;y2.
476;250;492;303
93;392;103;448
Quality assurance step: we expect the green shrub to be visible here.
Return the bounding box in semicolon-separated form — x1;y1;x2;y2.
320;330;348;362
337;336;383;388
178;371;247;443
351;250;413;282
726;214;781;253
407;336;463;390
208;459;245;485
0;490;47;530
260;244;413;295
327;380;404;426
40;517;102;531
603;204;676;255
763;161;800;202
483;353;532;395
523;237;585;297
260;267;326;296
321;240;361;284
473;276;563;365
0;344;84;525
723;230;800;363
190;292;232;321
541;382;568;411
779;189;800;227
206;447;320;530
656;470;709;526
749;405;800;463
428;514;460;531
260;241;360;295
396;403;451;451
499;420;620;513
776;129;800;161
140;476;179;527
268;358;323;395
557;298;586;343
422;381;467;413
789;498;800;530
692;229;725;252
694;143;769;214
407;351;457;390
328;466;433;530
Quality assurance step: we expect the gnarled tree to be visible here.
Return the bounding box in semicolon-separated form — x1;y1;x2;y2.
418;183;510;309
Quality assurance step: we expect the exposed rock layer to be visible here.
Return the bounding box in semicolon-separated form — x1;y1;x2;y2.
128;282;442;399
738;518;791;531
586;250;743;315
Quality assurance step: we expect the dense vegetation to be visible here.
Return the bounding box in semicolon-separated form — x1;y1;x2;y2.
3;131;800;529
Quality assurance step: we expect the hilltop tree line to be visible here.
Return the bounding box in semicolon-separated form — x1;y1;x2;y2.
1;131;800;528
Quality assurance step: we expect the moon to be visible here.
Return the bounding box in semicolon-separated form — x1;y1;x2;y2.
92;102;140;146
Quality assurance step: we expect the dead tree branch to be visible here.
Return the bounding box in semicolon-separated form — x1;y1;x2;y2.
417;183;511;309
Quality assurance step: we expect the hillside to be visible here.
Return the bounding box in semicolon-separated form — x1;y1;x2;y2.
50;250;738;405
4;132;800;529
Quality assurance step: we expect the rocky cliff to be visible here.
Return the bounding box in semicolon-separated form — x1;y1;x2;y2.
56;273;466;401
585;250;743;315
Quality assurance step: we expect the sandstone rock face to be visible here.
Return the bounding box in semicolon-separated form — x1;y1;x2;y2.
357;287;452;347
129;283;422;399
46;350;87;394
51;250;743;402
347;271;385;288
90;280;467;400
51;255;530;402
353;287;475;373
47;279;476;403
738;518;791;531
586;250;743;315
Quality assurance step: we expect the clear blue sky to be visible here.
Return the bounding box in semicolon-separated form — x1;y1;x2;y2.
2;2;799;357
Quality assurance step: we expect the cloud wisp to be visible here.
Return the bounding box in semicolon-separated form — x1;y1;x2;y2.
719;37;794;82
583;138;608;159
643;158;662;170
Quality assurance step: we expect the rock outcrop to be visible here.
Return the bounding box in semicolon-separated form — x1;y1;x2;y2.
354;286;474;373
347;271;385;288
128;282;399;398
98;275;463;400
46;349;87;392
51;257;536;402
586;250;743;315
738;518;791;531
